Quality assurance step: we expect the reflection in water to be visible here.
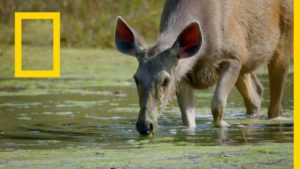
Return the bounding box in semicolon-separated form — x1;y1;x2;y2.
0;74;293;149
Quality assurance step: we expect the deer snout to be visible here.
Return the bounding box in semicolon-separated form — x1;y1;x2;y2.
136;120;154;136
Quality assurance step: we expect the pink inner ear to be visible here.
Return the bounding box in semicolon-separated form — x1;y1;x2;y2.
178;23;201;58
116;19;134;44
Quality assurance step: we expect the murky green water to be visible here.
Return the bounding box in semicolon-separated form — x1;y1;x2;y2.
0;74;293;150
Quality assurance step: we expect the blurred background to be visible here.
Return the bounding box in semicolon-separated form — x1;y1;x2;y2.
0;0;164;78
0;0;163;48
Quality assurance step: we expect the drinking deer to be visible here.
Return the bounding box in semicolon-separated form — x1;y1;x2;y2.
115;0;293;135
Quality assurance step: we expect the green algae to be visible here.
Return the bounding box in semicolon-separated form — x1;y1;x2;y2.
0;143;293;169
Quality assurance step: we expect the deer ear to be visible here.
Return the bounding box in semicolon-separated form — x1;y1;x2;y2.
173;22;202;59
115;16;144;56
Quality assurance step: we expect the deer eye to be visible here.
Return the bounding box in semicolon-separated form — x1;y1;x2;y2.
162;77;170;87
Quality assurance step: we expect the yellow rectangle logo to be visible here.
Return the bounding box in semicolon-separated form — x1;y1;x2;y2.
15;12;60;78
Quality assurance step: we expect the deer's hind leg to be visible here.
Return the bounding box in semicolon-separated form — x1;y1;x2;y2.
267;48;291;118
236;72;263;117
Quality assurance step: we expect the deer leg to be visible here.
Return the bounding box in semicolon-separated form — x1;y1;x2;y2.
211;59;241;127
268;48;291;118
177;80;196;128
236;72;263;117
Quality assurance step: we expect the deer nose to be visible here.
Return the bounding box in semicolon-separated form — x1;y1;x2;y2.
136;121;154;136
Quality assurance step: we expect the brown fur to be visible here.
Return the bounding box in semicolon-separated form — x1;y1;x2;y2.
158;0;293;85
159;0;293;124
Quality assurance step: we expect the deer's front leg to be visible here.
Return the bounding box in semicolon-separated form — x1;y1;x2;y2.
177;80;196;128
212;59;241;127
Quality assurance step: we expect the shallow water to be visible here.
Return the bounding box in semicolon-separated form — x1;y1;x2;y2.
0;74;293;149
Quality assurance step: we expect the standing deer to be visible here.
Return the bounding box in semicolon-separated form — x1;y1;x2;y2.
115;0;293;135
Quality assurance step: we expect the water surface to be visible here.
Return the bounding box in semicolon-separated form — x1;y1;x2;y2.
0;74;293;149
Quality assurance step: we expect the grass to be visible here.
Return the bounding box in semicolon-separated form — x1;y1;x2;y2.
0;143;293;169
0;46;138;86
0;0;164;48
